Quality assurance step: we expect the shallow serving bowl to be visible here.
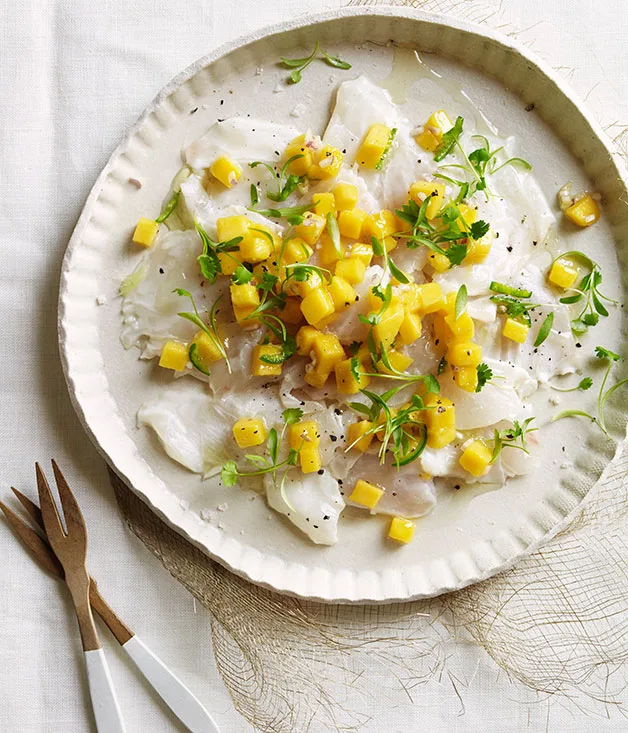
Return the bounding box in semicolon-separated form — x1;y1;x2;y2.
59;7;628;603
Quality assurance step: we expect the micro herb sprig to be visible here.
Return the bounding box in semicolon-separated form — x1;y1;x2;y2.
282;263;333;289
434;123;532;202
551;251;616;336
250;155;304;203
552;347;628;437
221;409;304;507
395;196;489;269
195;220;242;284
173;288;230;375
370;235;410;284
155;189;181;224
475;362;493;392
489;281;539;326
490;417;537;463
375;127;397;171
280;42;351;84
347;386;434;467
248;202;313;225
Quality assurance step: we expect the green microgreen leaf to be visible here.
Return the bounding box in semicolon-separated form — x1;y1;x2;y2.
434;116;464;162
454;284;468;321
475;363;493;392
155;189;181;224
533;311;554;347
231;265;253;285
280;42;351;83
375;127;397;171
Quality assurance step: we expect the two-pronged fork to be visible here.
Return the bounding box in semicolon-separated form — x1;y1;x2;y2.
1;462;219;733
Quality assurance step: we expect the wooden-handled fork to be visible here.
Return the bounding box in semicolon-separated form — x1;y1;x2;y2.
1;462;219;733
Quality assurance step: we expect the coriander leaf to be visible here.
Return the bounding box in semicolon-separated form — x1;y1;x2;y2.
198;253;220;283
595;346;620;361
287;448;299;466
579;377;594;390
469;220;490;240
221;461;239;487
582;312;599;327
282;408;304;426
454;284;468;321
434;116;464;162
475;362;493;392
422;374;440;394
350;357;361;382
231;265;253;285
445;242;468;267
534;311;554;347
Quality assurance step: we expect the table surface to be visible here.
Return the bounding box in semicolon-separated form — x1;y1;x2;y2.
1;1;626;731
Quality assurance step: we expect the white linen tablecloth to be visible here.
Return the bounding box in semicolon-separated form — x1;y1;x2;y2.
1;1;626;730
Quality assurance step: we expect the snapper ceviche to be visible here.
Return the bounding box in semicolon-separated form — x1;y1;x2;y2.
120;72;622;547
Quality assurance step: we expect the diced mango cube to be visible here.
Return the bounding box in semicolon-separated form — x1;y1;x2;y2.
289;420;321;449
377;349;413;375
233;304;258;324
239;233;272;263
548;259;578;289
459;440;492;477
288;271;322;299
232;418;267;448
564;194;601;227
191;330;223;365
372;303;405;348
251;344;283;376
282;237;313;265
217;215;250;242
317;232;344;266
447;341;482;367
299;445;321;473
356;124;392;169
388;516;415;544
398;310;422;344
427;426;456;449
457;203;478;230
464;231;493;265
218;251;242;276
349;479;384;509
132;218;159;248
311;333;345;374
453;365;478;392
312;192;336;218
309;145;344;180
338;208;367;239
335;358;370;394
284;135;313;176
415;282;445;315
502;318;530;344
423;394;456;431
279;298;304;325
333;182;358;211
349;242;374;267
295;212;326;245
427;251;451;273
159;340;188;371
230;282;260;309
363;210;400;241
210;156;242;188
409;181;445;220
444;311;475;341
335;257;366;285
300;287;335;326
296;325;320;356
327;276;357;312
401;284;422;312
414;110;453;152
347;421;375;453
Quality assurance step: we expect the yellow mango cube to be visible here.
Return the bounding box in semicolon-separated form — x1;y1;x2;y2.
295;212;326;245
349;242;374;267
356;124;392;169
335;257;366;285
464;231;493;264
423;394;455;430
347;421;375;453
335;358;370;394
309;145;344;180
376;349;413;376
349;479;384;509
333;182;358;211
282;237;313;265
217;215;250;242
317;232;344;266
416;282;445;315
564;194;601;227
191;330;223;365
312;192;336;218
363;210;400;241
311;333;345;374
388;516;415;544
502;318;530;344
401;284;422;312
284;134;313;176
230;282;260;309
338;208;367;239
210;155;242;188
158;340;188;371
414;110;453;152
427;251;451;273
372;304;405;348
289;420;321;450
447;341;482;367
296;325;320;356
132;217;159;248
239;233;272;263
218;251;242;276
251;344;283;376
232;418;267;448
427;426;456;449
279;298;304;325
327;276;357;312
299;445;321;473
548;259;578;289
459;440;492;477
233;304;258;324
409;181;445;220
457;203;477;230
453;365;478;392
398;310;422;344
300;287;335;326
444;311;475;341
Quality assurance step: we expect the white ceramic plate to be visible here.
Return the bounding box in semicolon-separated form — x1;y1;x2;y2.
59;8;628;603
